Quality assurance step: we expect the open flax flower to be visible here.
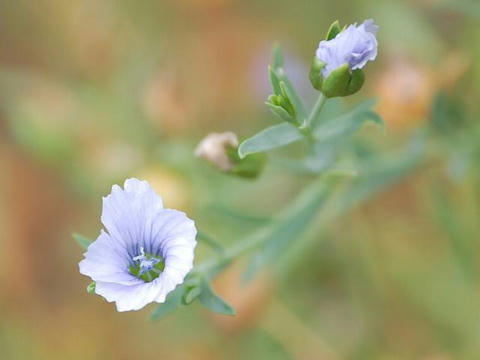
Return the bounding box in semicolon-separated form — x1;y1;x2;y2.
79;178;197;311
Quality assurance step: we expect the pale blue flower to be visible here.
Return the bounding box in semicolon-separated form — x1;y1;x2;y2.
315;19;378;78
79;178;197;312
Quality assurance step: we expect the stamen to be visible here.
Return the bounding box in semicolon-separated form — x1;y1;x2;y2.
132;246;146;261
129;247;165;282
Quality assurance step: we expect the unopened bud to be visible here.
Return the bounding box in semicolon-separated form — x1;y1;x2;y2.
195;132;239;171
195;132;266;178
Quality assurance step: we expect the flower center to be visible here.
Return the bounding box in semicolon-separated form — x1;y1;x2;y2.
129;247;165;282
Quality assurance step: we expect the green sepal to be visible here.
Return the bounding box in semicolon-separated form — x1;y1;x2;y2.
326;20;342;40
322;63;351;98
309;57;325;91
322;65;366;98
227;147;267;179
87;282;96;294
345;69;365;96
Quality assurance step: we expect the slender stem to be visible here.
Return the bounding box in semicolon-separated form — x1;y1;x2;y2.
194;93;329;276
303;93;326;130
195;228;267;274
194;176;330;276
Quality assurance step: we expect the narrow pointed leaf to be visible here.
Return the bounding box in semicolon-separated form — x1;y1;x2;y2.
268;66;282;95
183;286;203;305
199;280;236;316
266;101;294;123
238;123;303;158
271;42;284;69
313;99;383;142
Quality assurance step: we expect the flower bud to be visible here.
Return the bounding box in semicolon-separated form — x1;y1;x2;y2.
195;132;239;171
266;66;298;124
312;19;378;97
195;132;266;178
309;57;325;91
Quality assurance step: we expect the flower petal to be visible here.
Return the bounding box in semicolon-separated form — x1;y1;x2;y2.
148;209;197;258
95;280;163;312
101;178;164;257
315;19;378;78
79;230;143;286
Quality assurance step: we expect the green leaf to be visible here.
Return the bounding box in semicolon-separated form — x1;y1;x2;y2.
73;233;93;249
238;123;303;158
326;20;342;40
271;42;284;69
313;99;383;142
198;280;236;316
302;140;340;173
268;66;282;95
183;286;203;305
150;284;185;320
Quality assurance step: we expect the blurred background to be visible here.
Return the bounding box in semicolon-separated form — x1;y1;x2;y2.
0;0;479;359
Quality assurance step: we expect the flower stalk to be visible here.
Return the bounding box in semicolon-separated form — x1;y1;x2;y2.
194;91;333;278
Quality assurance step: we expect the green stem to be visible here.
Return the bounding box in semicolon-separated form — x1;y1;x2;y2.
194;228;266;274
194;176;331;276
303;93;326;131
194;93;329;277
